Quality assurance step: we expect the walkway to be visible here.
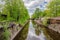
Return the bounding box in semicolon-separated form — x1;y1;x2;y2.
34;19;60;34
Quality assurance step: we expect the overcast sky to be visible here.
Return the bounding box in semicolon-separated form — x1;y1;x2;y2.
23;0;50;16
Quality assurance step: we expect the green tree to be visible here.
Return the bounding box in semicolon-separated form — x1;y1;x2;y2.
32;8;45;19
1;0;29;25
48;0;60;17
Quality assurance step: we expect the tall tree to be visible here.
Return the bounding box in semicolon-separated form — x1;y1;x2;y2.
1;0;29;25
48;0;60;17
32;8;45;19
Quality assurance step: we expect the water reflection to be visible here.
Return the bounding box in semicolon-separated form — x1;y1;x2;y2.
26;20;47;40
18;20;52;40
18;22;29;40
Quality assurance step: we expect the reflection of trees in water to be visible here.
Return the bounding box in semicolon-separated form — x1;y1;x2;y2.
32;21;53;40
18;23;29;40
35;28;40;35
33;22;41;35
34;24;41;35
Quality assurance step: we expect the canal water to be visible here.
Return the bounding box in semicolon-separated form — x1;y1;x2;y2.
18;20;53;40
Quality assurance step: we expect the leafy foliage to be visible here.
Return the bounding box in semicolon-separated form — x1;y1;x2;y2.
32;0;60;18
32;0;60;26
0;0;29;25
32;8;45;19
48;0;60;17
2;23;10;40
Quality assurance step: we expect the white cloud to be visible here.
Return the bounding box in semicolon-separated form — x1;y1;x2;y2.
24;0;45;8
0;0;5;5
23;0;50;16
25;1;35;7
0;0;5;12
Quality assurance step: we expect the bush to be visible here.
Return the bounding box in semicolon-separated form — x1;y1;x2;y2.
2;24;11;40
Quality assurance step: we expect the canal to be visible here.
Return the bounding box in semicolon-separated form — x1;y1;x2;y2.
14;20;53;40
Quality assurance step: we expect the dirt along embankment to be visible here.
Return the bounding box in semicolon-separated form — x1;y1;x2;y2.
13;20;29;40
0;20;29;40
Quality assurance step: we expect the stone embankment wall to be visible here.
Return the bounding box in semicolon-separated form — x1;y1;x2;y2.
46;27;60;40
